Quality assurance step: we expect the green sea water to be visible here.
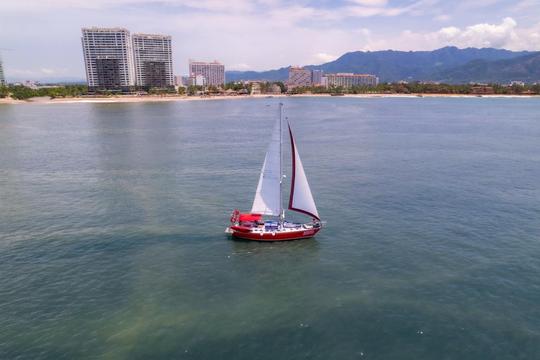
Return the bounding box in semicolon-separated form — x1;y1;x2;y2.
0;97;539;359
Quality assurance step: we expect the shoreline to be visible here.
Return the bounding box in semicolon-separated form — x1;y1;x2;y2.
1;93;539;105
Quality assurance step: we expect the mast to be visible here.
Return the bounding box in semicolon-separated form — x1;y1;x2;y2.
279;102;284;224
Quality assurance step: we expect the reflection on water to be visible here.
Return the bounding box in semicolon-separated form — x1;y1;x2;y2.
0;98;540;359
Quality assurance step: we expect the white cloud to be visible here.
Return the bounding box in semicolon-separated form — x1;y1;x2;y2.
344;5;406;17
40;68;56;75
440;17;518;48
348;0;389;6
438;26;461;39
368;17;540;51
229;63;251;71
434;14;450;22
312;53;339;64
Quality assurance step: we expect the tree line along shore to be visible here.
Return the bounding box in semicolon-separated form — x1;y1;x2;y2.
1;81;540;101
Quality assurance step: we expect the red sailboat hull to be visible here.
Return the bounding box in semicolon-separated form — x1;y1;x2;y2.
229;225;320;242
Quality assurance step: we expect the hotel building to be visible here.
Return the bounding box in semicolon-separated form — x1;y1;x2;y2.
288;66;312;88
132;34;173;88
312;69;323;86
0;57;5;86
189;60;225;86
326;73;379;88
81;27;135;91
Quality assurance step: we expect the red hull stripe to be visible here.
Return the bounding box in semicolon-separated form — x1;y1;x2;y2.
287;123;320;221
231;228;320;242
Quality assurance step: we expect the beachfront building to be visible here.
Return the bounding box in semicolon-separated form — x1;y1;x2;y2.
0;57;5;86
326;73;379;88
189;60;225;86
250;82;262;95
81;27;135;91
320;76;328;88
132;34;173;89
471;85;494;95
269;83;282;94
174;75;184;87
189;74;206;86
288;66;312;88
312;69;323;86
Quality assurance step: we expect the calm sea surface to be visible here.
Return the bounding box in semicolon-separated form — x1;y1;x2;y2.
1;97;539;359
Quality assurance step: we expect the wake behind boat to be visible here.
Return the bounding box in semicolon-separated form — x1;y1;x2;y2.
226;104;322;241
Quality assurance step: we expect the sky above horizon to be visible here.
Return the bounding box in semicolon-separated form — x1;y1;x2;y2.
1;0;540;81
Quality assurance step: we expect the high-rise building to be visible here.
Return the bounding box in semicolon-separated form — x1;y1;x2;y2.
326;73;379;88
81;27;135;91
0;56;5;86
132;34;173;88
312;69;323;86
320;76;328;88
189;60;225;86
288;67;312;88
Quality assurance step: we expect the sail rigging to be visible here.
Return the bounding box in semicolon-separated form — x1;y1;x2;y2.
251;110;282;216
287;123;320;220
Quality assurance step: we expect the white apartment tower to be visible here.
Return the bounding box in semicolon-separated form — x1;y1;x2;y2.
132;34;173;88
189;60;225;86
81;27;135;90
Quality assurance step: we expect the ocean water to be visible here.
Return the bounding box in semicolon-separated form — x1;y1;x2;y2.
0;97;539;359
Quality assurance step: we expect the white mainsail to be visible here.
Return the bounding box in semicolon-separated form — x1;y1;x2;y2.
288;123;320;220
251;114;282;216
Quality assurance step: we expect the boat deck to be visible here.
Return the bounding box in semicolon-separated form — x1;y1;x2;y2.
226;222;320;241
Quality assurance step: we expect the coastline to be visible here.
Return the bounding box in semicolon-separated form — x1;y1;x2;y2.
1;93;539;105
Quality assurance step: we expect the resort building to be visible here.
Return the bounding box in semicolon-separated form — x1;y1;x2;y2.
288;66;312;88
320;76;328;88
269;83;282;94
132;34;174;88
189;60;225;86
189;74;206;86
312;69;324;86
326;73;379;88
471;85;494;95
0;57;5;86
173;75;191;87
81;27;135;91
250;82;262;95
510;80;525;86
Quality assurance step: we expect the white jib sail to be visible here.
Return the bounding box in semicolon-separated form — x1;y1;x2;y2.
251;116;282;216
288;124;320;220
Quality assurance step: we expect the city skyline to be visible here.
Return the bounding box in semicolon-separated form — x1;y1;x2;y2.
1;0;540;81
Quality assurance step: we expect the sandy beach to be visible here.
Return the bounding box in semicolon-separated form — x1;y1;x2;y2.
1;93;538;105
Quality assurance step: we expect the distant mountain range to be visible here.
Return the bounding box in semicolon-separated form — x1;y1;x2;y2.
226;46;540;84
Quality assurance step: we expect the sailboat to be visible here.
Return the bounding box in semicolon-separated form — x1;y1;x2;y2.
226;103;322;241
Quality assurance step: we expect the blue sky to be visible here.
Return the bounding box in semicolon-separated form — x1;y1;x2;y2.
0;0;539;81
